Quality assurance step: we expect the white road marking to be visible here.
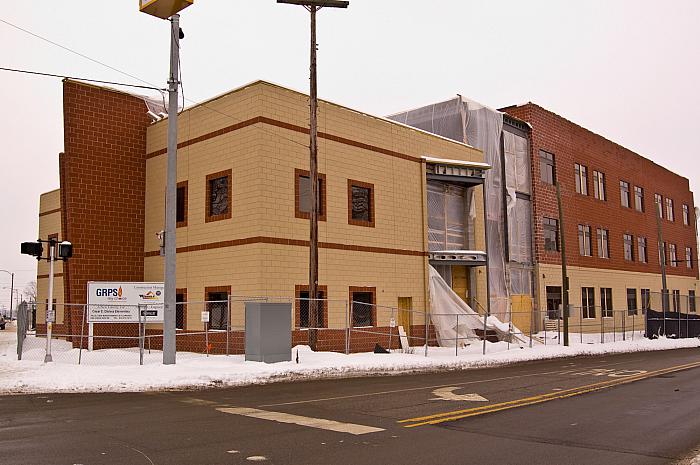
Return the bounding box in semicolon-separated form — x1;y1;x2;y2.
430;387;488;402
227;450;240;454
180;397;220;406
217;407;385;435
246;456;267;461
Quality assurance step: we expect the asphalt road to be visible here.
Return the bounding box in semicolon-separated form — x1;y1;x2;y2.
2;348;700;465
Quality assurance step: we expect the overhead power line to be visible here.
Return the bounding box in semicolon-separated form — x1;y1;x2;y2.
0;66;167;91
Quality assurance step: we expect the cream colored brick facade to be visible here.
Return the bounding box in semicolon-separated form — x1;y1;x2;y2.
36;189;65;324
143;81;487;331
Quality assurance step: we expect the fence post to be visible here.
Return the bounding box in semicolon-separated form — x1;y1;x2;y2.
389;307;394;353
205;314;209;357
631;311;635;341
613;309;616;343
455;313;459;357
424;309;429;358
16;304;25;361
529;307;533;349
138;304;144;366
579;307;583;345
622;309;626;341
226;297;231;357
482;307;488;355
78;304;86;365
507;302;512;351
345;301;349;355
600;311;604;344
557;308;561;345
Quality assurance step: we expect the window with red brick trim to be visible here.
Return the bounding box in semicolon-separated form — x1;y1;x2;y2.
295;169;327;221
295;285;328;328
348;179;375;227
205;170;232;223
349;286;376;327
176;288;187;330
176;181;188;227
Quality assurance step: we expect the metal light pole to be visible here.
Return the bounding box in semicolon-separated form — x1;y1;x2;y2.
0;270;13;320
140;0;193;365
45;240;56;363
277;0;349;351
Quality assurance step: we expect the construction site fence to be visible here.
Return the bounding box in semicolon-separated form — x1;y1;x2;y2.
17;295;699;366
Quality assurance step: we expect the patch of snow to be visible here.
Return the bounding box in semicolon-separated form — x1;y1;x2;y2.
1;324;698;395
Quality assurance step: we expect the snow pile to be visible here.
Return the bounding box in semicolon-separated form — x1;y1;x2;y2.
1;326;699;394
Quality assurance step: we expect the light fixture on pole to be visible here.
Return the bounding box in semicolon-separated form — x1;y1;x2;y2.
140;0;193;365
277;0;349;351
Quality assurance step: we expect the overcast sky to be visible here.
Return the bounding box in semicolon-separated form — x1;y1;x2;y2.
0;0;698;309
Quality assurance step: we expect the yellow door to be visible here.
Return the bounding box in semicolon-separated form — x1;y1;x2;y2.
398;297;413;332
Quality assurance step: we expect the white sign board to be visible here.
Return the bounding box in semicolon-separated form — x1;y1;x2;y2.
87;282;164;323
201;311;210;323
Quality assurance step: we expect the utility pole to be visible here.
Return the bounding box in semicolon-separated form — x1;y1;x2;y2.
0;270;13;320
655;204;668;336
277;0;349;350
556;183;570;346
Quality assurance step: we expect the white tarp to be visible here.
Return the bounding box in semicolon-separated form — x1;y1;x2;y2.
428;266;526;347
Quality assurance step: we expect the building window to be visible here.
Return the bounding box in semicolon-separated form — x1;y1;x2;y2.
638;237;647;263
683;204;690;226
205;170;232;223
620;181;630;208
575;163;588;195
665;198;674;222
654;193;663;218
348;179;375;227
539;150;556;184
627;288;638;315
176;289;187;330
634;186;644;212
578;225;592;256
295;285;327;328
690;290;696;313
597;228;609;259
686;247;694;269
295;169;327;221
543;217;559;252
582;287;596;319
669;243;678;267
601;288;613;318
672;290;681;312
546;286;562;319
641;289;651;313
176;181;188;227
205;286;230;330
593;170;606;201
350;287;376;327
623;234;634;261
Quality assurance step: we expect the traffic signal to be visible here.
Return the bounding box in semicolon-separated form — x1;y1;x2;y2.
20;242;43;258
57;241;73;260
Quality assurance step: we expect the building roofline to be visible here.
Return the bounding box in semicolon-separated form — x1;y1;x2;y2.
500;101;691;184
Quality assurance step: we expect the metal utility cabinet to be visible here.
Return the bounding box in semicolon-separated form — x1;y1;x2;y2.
245;302;292;363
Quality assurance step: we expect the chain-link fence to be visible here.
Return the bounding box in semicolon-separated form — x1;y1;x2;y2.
18;291;700;365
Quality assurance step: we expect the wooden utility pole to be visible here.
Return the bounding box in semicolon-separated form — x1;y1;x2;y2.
278;0;349;350
556;183;570;346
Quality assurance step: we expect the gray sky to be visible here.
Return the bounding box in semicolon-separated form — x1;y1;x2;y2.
1;0;698;309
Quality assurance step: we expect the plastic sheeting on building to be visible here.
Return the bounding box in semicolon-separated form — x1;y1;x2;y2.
390;96;525;321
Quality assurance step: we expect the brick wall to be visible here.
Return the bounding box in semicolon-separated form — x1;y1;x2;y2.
503;103;698;280
60;80;151;335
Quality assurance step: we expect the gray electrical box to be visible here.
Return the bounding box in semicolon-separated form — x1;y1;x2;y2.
245;302;292;363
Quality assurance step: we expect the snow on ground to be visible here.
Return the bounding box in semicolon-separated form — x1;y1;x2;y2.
1;324;699;394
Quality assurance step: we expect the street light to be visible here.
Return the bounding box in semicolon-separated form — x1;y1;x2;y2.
0;270;14;321
140;0;193;365
277;0;349;351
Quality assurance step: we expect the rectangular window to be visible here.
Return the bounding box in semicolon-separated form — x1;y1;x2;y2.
665;198;674;222
176;289;187;330
597;228;609;259
205;286;230;331
593;170;606;201
578;225;592;256
683;204;690;226
620;181;630;208
638;237;648;263
543;217;559;252
205;170;232;223
348;179;375;227
350;287;376;327
669;243;678;267
539;150;556;184
582;287;596;319
641;289;651;313
634;186;644;212
655;193;663;218
546;286;562;319
686;247;693;269
627;288;638;315
672;290;680;312
176;181;188;227
690;290;697;313
601;288;613;318
575;163;588;195
623;234;634;261
295;285;327;328
295;169;327;221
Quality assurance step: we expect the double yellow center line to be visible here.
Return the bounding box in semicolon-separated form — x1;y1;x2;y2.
399;360;700;428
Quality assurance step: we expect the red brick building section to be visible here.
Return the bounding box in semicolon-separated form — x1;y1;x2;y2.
59;80;151;337
502;103;698;279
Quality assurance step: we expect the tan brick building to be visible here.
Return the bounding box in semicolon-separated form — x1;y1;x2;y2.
36;79;489;352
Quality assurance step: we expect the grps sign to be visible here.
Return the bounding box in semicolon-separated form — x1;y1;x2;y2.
87;282;165;323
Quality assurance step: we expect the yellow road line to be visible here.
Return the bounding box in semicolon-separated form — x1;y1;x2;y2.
400;360;700;428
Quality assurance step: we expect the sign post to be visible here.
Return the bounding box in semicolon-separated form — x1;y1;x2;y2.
201;311;210;357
